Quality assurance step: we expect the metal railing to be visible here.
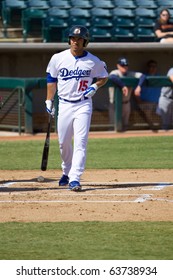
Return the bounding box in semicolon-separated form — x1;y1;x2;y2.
0;87;24;134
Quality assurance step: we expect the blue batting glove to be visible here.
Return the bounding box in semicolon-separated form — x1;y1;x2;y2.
83;83;98;98
45;100;55;117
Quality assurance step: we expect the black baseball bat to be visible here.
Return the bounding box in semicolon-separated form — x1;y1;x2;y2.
41;114;52;171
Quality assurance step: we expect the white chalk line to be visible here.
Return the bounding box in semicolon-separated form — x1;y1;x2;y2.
1;181;173;189
0;181;172;204
0;197;173;203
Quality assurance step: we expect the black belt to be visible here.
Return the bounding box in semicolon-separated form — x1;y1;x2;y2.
59;96;88;103
122;100;130;104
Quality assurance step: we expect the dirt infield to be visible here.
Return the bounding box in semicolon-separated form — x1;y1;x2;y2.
0;130;173;223
0;169;173;223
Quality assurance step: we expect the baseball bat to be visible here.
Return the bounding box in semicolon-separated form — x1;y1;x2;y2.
41;114;52;171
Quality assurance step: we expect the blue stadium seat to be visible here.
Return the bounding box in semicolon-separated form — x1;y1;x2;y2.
49;0;71;9
71;0;92;9
135;17;155;28
134;27;156;42
92;17;113;29
112;8;135;18
113;0;136;9
47;8;69;18
68;17;91;28
135;7;157;18
135;0;157;9
70;7;91;18
91;0;114;9
26;0;50;10
155;0;173;8
89;27;112;42
113;17;135;28
91;7;113;18
111;27;135;42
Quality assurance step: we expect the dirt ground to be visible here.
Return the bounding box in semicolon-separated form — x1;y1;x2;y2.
0;130;173;223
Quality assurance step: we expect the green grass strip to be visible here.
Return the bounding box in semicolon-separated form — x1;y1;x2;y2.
0;222;173;260
0;136;173;169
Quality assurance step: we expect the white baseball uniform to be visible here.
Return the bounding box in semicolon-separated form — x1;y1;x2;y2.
46;49;108;182
157;67;173;130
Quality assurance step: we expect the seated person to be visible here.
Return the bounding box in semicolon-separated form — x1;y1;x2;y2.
154;9;173;43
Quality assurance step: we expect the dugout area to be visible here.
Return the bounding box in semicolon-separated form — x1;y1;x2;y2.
0;42;173;133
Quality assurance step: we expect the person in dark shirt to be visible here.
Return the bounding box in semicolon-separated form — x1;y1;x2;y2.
154;8;173;43
140;60;161;103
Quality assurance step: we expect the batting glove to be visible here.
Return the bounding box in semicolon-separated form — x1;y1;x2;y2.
83;83;98;98
45;100;55;117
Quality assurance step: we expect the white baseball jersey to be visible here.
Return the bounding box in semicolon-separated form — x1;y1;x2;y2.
46;49;108;100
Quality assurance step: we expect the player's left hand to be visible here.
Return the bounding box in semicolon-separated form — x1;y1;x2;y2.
83;84;98;98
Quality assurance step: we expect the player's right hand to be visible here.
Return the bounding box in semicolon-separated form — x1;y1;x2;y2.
45;100;55;117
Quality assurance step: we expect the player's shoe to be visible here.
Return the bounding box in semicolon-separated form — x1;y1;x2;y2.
59;175;69;186
69;181;81;191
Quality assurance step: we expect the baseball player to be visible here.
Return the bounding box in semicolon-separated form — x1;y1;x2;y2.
108;57;146;131
45;25;108;191
157;67;173;130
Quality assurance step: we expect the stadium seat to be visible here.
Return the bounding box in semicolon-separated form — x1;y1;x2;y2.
91;0;114;9
71;0;92;9
111;27;135;42
68;17;91;28
135;7;157;18
47;8;69;18
91;8;113;18
155;0;173;8
135;17;155;28
42;17;68;42
112;8;135;18
69;8;91;18
49;0;71;9
92;17;113;29
113;0;136;9
22;8;47;42
89;27;112;42
1;0;27;37
26;0;50;10
134;27;156;42
135;0;157;9
113;17;135;28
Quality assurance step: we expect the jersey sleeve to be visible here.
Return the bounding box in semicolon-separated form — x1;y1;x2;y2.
93;59;108;78
46;54;58;78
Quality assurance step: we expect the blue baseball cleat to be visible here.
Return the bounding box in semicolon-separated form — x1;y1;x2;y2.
59;175;69;186
69;181;81;191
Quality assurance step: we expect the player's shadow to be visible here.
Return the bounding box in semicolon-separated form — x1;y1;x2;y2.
0;177;62;192
0;180;172;193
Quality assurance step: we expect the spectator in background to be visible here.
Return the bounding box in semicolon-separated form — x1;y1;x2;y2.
140;60;161;104
108;57;146;131
157;67;173;130
154;9;173;43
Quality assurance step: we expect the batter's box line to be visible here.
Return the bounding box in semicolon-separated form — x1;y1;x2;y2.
82;182;173;187
0;194;153;203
